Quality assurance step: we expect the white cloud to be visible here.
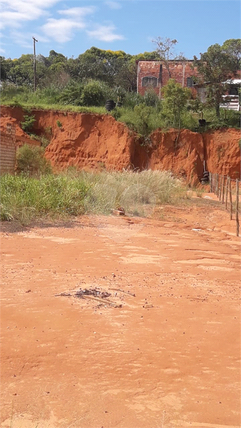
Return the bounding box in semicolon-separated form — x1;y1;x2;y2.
87;24;125;42
0;0;126;51
41;18;87;43
41;7;96;43
0;0;61;29
105;1;122;9
58;6;96;17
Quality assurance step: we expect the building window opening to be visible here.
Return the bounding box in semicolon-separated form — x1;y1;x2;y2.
187;77;193;88
142;76;158;88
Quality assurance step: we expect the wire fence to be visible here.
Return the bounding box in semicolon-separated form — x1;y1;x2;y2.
209;172;240;237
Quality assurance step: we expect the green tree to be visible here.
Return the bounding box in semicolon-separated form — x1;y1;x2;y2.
75;47;132;89
0;56;9;81
161;79;191;128
75;47;114;84
0;54;49;88
222;39;241;71
39;50;70;89
2;54;34;86
194;43;239;117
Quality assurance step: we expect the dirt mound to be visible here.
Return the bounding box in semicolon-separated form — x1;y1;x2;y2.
1;106;240;182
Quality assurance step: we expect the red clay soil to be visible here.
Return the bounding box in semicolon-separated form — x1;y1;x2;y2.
0;106;240;183
147;129;205;184
203;128;241;178
0;115;40;148
1;202;241;428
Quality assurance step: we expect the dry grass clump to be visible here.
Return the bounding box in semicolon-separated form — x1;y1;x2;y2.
83;169;185;216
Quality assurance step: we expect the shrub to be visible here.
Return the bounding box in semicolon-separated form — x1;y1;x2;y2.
80;80;106;106
122;91;143;108
16;144;52;176
143;89;161;108
58;80;83;105
221;109;241;128
115;105;163;136
20;114;36;133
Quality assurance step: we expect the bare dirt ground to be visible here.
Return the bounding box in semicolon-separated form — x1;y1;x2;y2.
1;198;240;428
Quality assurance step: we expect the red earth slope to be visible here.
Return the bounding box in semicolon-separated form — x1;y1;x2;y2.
1;106;240;183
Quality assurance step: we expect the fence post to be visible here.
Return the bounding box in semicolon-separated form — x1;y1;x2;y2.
219;175;222;201
236;179;239;237
216;174;219;197
225;176;229;210
222;176;225;204
229;178;233;220
210;172;212;193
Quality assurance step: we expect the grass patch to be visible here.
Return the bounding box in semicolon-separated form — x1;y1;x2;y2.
0;170;187;225
0;174;89;225
2;100;107;115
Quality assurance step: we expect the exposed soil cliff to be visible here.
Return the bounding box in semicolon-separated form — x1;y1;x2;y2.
0;115;40;147
203;128;241;178
147;129;205;183
1;106;240;183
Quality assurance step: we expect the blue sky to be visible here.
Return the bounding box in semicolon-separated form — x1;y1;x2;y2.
0;0;240;60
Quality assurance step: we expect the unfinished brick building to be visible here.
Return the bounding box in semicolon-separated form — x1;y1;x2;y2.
137;60;200;97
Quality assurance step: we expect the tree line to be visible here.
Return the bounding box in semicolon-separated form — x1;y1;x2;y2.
0;38;240;121
0;47;161;92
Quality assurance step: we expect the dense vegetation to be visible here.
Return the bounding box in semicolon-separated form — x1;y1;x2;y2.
1;39;240;133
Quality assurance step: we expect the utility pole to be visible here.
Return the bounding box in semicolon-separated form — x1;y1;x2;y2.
32;36;38;91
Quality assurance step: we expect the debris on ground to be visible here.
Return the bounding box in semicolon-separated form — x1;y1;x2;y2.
109;287;135;297
55;287;124;308
112;207;125;216
74;288;111;299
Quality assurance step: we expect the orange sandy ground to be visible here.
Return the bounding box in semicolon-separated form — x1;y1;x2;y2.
0;200;240;428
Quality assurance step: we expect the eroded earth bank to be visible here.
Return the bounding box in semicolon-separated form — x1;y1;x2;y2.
1;106;240;183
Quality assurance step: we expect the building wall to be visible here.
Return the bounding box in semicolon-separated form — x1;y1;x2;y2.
137;60;199;97
0;124;16;174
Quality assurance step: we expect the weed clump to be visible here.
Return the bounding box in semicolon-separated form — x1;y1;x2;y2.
16;144;52;176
